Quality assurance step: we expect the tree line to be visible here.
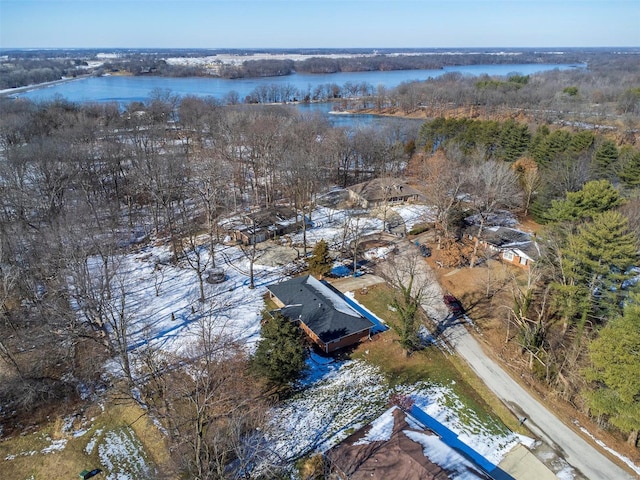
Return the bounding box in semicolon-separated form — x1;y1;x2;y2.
415;115;640;447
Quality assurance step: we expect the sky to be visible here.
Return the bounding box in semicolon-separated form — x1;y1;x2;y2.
1;0;638;50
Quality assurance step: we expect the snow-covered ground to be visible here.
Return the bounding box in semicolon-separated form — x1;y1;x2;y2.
59;202;539;478
266;358;529;473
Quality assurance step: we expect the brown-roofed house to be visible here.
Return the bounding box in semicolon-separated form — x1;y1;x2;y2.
325;407;491;480
347;178;423;208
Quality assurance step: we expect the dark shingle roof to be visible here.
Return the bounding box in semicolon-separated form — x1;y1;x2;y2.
464;225;531;246
348;178;422;203
464;225;540;261
267;275;374;343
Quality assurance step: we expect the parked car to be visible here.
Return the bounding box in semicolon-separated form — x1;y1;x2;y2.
414;241;431;257
443;294;464;316
79;469;102;479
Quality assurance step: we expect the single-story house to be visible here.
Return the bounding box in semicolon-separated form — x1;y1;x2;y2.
266;275;375;353
463;225;540;270
347;178;423;209
325;406;492;480
221;206;302;245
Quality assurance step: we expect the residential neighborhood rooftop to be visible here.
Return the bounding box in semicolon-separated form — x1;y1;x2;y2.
267;275;375;344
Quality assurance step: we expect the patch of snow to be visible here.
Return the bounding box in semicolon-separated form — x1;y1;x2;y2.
85;428;103;455
391;204;436;230
266;360;522;473
407;382;521;465
71;242;286;381
404;430;480;479
556;465;577;480
306;275;360;318
516;433;536;449
40;438;68;454
267;360;389;462
363;245;395;260
98;427;152;480
353;407;397;445
577;422;640;476
301;351;343;386
465;210;519;228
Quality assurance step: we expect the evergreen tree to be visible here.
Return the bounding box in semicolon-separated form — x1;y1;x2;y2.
552;211;637;329
619;150;640;188
532;129;571;166
592;140;619;180
308;239;332;277
498;119;531;162
585;296;640;446
251;313;308;387
568;130;595;155
545;179;621;223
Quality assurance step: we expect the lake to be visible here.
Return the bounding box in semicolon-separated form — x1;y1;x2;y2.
13;63;582;104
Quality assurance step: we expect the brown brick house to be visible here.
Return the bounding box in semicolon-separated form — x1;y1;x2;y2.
266;275;374;353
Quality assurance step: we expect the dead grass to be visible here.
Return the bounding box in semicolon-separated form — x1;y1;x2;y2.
0;395;175;480
422;246;640;466
352;283;522;433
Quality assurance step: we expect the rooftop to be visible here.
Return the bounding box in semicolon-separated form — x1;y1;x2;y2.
267;275;374;343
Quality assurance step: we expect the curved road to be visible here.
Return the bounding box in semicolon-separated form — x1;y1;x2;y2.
394;239;636;480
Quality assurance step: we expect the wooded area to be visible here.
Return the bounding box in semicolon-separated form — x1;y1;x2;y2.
1;51;639;477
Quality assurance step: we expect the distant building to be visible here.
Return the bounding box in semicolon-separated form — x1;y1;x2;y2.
220;206;302;245
347;178;423;209
266;275;374;353
463;225;540;270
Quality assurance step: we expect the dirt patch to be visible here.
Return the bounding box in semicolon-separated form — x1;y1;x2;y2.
255;242;302;267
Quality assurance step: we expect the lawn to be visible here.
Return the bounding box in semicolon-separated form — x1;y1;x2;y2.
0;396;171;480
352;283;523;434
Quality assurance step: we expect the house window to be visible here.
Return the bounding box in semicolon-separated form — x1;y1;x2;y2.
502;250;515;261
519;256;528;266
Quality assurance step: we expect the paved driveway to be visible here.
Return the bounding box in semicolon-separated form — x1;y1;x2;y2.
329;274;386;293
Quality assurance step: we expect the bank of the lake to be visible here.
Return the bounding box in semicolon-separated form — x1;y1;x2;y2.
7;63;583;105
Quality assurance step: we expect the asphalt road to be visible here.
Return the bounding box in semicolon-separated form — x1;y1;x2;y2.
394;240;636;480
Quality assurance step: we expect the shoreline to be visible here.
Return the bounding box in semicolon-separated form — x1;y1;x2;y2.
0;75;88;98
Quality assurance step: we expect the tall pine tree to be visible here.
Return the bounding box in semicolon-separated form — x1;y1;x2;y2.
585;295;640;446
251;313;308;387
552;211;637;330
308;239;332;277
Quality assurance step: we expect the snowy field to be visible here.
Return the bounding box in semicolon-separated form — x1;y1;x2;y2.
77;203;434;367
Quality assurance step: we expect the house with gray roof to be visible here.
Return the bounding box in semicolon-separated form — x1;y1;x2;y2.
463;225;540;270
220;206;302;245
347;178;423;209
267;275;375;353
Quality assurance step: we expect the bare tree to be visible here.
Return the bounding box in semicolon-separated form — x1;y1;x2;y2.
180;227;212;304
378;248;436;352
467;160;522;267
513;157;542;217
415;151;466;246
157;312;279;480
